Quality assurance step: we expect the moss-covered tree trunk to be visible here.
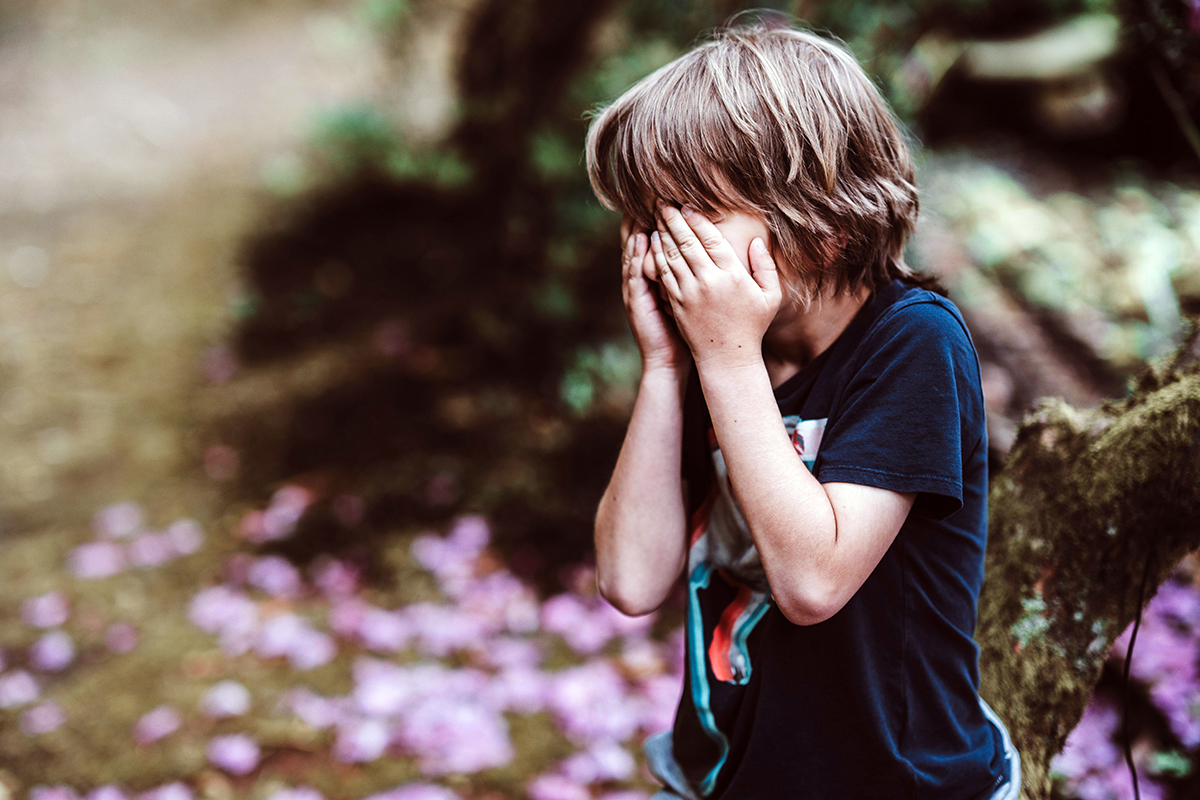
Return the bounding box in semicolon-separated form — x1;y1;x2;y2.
979;333;1200;799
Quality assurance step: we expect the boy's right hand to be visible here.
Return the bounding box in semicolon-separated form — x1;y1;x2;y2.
621;218;689;374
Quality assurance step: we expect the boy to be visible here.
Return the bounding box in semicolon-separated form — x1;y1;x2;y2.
586;23;1021;800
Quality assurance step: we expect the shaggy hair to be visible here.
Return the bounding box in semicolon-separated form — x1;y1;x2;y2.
585;23;921;306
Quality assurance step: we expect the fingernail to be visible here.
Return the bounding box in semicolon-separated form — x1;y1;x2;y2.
751;238;767;253
651;231;660;244
681;206;695;217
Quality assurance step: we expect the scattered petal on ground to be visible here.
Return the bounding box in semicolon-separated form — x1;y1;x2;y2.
21;700;66;734
0;669;40;708
527;773;591;800
105;622;140;654
30;630;76;672
264;787;326;800
201;680;251;718
68;541;127;579
134;706;182;745
206;733;261;775
84;786;131;800
30;787;81;800
22;591;70;628
93;502;144;539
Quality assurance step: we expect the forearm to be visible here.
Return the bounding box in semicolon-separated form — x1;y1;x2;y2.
595;367;690;615
697;360;841;622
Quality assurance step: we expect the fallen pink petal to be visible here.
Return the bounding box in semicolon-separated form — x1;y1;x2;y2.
206;733;261;775
84;786;131;800
200;680;251;718
263;787;326;800
93;502;144;539
30;630;76;672
0;669;40;708
166;519;204;555
30;787;80;800
127;533;176;568
68;541;127;580
22;591;70;629
137;782;194;800
22;700;66;734
526;773;591;800
248;555;304;599
105;622;140;654
134;706;182;745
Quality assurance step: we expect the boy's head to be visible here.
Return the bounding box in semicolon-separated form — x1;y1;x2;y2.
585;22;919;307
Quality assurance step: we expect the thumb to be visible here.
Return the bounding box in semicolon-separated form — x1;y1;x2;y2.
749;238;781;300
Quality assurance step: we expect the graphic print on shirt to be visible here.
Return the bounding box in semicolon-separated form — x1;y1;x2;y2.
683;415;826;795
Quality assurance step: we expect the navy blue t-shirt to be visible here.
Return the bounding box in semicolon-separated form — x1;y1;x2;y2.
671;280;1006;799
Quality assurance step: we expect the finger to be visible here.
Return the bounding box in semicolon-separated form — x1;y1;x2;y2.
749;237;782;303
650;230;685;299
656;203;719;277
653;224;697;294
679;206;745;272
620;216;632;245
622;228;638;281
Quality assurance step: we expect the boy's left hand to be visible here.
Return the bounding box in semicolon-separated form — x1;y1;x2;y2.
651;203;782;371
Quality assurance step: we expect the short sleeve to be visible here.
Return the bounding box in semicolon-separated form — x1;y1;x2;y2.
813;299;985;520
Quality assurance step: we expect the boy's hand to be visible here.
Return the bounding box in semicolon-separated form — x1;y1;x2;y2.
651;204;782;371
620;217;689;373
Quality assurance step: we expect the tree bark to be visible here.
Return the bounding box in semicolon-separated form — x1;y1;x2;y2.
979;330;1200;799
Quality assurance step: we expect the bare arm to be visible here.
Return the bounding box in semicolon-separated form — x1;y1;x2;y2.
594;225;691;615
652;204;915;625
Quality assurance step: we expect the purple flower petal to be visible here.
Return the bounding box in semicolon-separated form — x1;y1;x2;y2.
398;696;513;775
287;628;337;671
256;485;313;542
486;666;548;715
479;636;543;670
283;688;339;729
263;787;325;800
358;606;412;653
30;786;80;800
206;733;261;775
255;613;309;659
137;782;194;800
105;622;140;654
21;700;65;734
22;591;70;628
526;774;590;800
311;557;360;598
30;630;75;672
248;556;304;599
84;786;131;800
93;502;144;539
560;741;636;783
68;541;126;579
404;602;488;658
0;669;40;707
134;706;182;745
128;533;175;569
549;661;640;745
352;658;416;717
165;519;204;556
333;716;390;763
364;785;461;800
201;681;251;719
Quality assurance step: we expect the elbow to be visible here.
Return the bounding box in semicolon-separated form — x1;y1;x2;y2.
773;581;846;627
597;572;662;618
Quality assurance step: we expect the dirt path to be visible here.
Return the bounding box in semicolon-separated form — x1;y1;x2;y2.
0;0;398;544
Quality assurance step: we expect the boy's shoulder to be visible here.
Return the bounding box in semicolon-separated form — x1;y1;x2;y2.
863;280;975;353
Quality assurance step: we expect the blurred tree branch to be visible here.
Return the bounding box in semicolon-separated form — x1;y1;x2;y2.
980;323;1200;799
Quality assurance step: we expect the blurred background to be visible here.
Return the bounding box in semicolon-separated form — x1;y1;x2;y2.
0;0;1197;798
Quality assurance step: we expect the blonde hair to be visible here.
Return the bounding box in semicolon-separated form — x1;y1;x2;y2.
585;23;920;306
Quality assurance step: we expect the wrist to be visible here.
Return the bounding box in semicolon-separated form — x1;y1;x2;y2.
639;360;689;399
